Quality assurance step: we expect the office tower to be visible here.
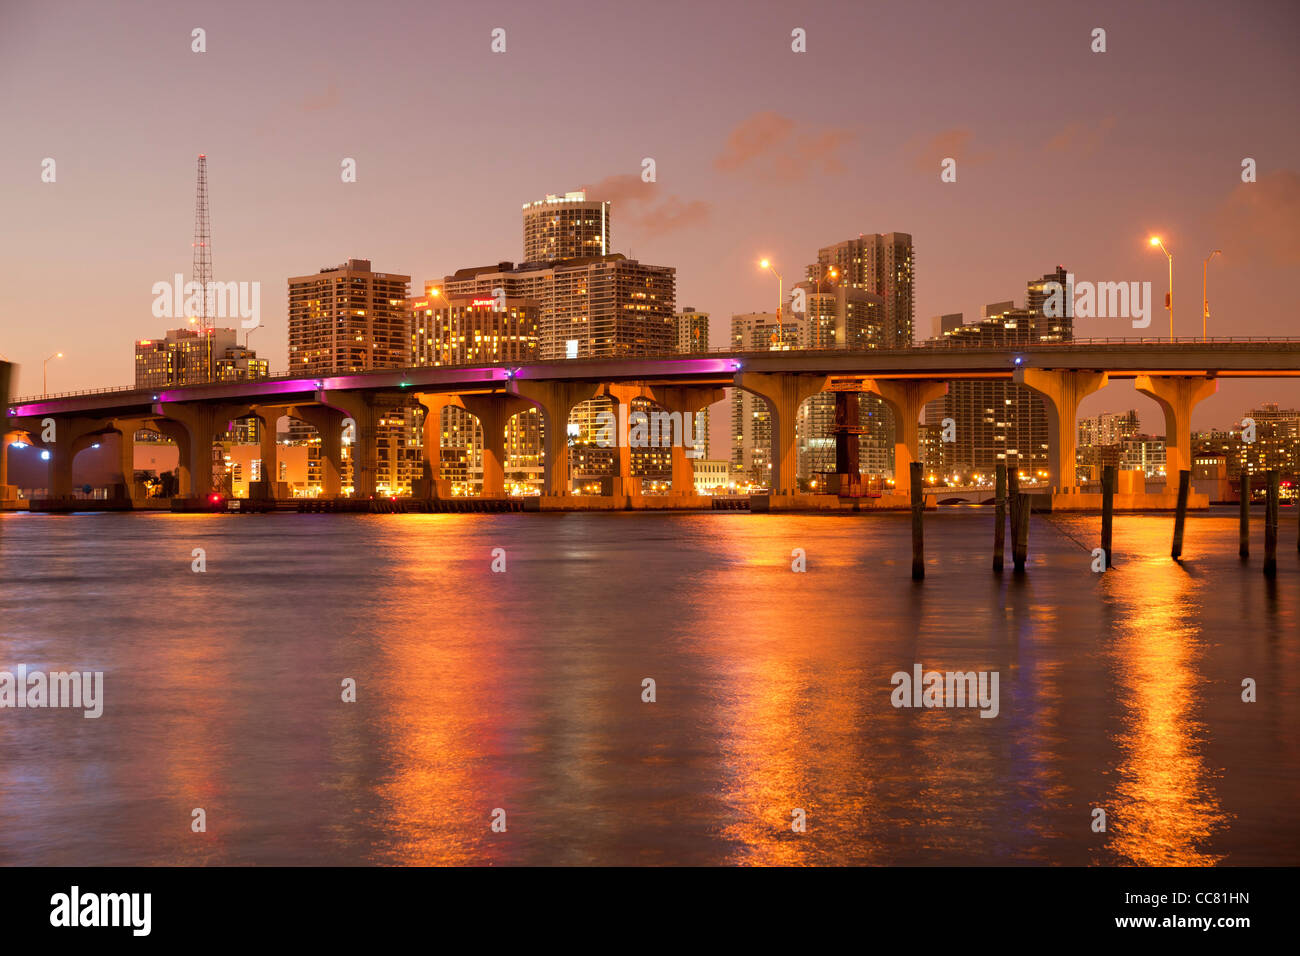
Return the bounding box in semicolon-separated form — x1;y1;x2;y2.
440;254;675;488
1231;403;1300;476
135;327;268;445
287;259;413;494
522;191;611;262
1076;410;1140;481
673;308;711;457
439;254;674;362
673;308;709;354
135;327;268;389
808;232;915;346
930;313;963;339
922;268;1074;483
1025;266;1073;341
410;292;543;492
288;259;410;373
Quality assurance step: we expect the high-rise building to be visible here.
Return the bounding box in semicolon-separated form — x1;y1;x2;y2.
922;268;1074;482
135;327;268;446
1230;403;1300;476
287;259;413;494
439;254;674;362
673;308;711;458
673;308;709;354
288;259;410;373
409;292;543;492
522;191;610;262
135;327;268;389
808;233;915;346
435;198;675;490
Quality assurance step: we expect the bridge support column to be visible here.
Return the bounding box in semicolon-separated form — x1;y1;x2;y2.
1135;375;1218;495
153;403;228;499
111;424;142;500
317;392;378;498
600;383;655;495
257;413;278;494
287;404;345;497
460;393;533;497
734;372;829;495
1;429;19;499
1014;369;1109;491
653;386;725;495
509;381;601;495
414;393;464;494
863;379;949;498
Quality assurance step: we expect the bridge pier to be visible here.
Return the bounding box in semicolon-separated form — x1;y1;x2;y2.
459;393;534;497
653;386;725;495
509;380;601;495
1013;369;1109;491
286;403;345;498
863;379;948;498
1135;375;1218;496
414;392;463;497
152;403;234;499
734;372;829;495
600;383;655;495
317;391;379;498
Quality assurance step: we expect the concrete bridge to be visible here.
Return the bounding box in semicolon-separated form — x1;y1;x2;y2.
5;340;1300;507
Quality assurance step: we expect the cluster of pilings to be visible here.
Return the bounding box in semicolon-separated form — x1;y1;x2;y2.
910;462;1295;581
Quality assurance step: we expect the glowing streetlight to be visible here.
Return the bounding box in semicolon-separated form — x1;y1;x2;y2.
43;351;63;397
759;258;784;324
1148;236;1173;341
1202;249;1222;342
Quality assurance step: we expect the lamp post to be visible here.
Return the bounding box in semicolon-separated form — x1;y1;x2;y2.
1202;249;1222;342
43;352;63;397
1149;236;1173;341
760;258;784;327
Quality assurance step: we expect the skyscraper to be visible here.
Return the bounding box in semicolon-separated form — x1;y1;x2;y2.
922;268;1074;482
288;259;410;373
287;259;413;494
673;308;711;458
808;233;915;346
522;191;610;262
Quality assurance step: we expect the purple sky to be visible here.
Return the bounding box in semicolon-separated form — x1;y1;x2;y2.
1;0;1297;433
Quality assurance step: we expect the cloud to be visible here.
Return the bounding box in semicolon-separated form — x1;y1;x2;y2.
1212;169;1300;266
714;111;854;181
581;174;711;239
1043;115;1116;155
904;127;995;173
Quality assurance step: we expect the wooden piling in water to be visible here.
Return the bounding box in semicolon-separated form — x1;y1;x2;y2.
1239;472;1251;559
1013;493;1030;573
993;464;1006;573
1171;470;1190;560
1101;464;1115;569
1007;461;1021;547
911;461;925;581
1264;469;1279;577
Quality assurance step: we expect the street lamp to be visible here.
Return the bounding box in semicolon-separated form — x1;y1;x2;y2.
43;351;63;397
1149;236;1173;341
1202;249;1222;342
759;258;784;325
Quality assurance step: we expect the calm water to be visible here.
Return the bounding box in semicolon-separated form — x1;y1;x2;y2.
1;508;1297;866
